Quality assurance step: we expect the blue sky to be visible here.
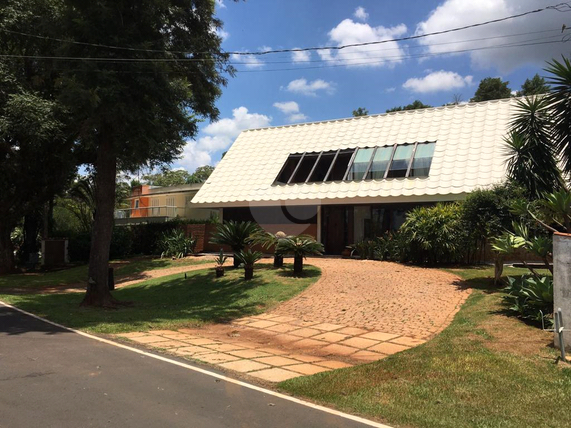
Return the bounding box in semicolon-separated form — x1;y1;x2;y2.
173;0;571;171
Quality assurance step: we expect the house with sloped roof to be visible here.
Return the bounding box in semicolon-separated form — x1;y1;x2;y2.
192;98;517;254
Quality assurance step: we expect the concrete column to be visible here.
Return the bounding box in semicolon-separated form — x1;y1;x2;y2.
316;206;322;243
553;232;571;350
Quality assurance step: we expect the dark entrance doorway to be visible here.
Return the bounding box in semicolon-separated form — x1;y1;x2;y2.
322;206;353;254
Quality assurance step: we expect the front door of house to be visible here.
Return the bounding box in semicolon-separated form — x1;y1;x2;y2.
322;206;347;254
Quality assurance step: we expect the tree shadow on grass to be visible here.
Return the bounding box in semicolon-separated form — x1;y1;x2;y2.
2;270;270;333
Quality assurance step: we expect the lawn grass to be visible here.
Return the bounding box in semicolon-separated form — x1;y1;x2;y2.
279;265;571;428
0;263;320;334
0;256;212;289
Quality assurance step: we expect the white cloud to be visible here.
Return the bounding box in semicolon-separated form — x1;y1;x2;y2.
231;53;264;69
177;107;271;170
273;101;300;115
354;7;369;21
216;0;226;9
216;28;229;41
319;18;407;67
385;87;396;93
292;49;311;63
403;70;473;93
283;78;335;96
273;101;308;123
416;0;568;72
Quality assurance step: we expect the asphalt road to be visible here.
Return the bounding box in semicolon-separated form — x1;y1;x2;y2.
0;304;383;428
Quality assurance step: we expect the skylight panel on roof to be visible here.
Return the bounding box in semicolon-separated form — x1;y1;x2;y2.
274;142;436;185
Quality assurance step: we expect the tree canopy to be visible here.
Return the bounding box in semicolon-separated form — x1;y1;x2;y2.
471;77;512;102
352;107;369;117
516;74;550;97
386;100;431;113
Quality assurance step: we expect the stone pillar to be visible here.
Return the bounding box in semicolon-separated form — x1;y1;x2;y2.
553;232;571;350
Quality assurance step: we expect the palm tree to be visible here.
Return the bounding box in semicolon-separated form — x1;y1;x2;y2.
235;249;263;280
504;97;564;198
545;57;571;175
209;220;260;267
249;230;288;267
276;235;323;276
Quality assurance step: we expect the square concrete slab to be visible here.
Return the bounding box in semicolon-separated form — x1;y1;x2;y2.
311;323;344;332
269;315;297;323
116;332;149;338
336;327;368;336
314;360;353;369
272;334;301;344
340;337;380;349
249;368;300;382
312;332;349;343
360;332;400;342
266;324;300;333
202;343;246;352
288;364;331;375
130;335;171;344
321;344;359;356
151;340;188;349
182;338;219;346
390;336;427;346
172;346;212;356
193;353;241;364
289;328;322;338
351;350;386;362
219;360;269;373
254;356;300;367
293;338;328;348
247;320;278;329
288;354;325;363
229;349;272;359
368;342;409;355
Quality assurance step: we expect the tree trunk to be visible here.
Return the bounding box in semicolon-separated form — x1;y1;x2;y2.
20;210;42;265
0;222;15;275
233;254;240;268
81;137;117;307
293;255;303;276
273;254;284;268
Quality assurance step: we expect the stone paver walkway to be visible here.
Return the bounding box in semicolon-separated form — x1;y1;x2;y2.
117;258;470;383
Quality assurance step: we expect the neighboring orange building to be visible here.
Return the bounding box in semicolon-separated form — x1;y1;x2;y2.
115;183;218;225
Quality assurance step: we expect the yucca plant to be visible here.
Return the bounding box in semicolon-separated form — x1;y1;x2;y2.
209;220;261;267
276;235;323;276
234;249;263;280
214;248;228;278
158;229;196;259
249;230;288;267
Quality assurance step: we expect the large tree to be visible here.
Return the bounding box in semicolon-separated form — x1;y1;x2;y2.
516;74;550;97
471;77;512;102
0;0;76;273
54;1;232;306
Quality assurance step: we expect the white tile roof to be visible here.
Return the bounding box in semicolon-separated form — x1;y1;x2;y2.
193;98;516;207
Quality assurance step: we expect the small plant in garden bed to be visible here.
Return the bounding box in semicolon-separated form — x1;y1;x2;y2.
235;249;263;280
158;229;196;259
276;235;323;276
249;230;288;267
503;274;553;324
209;220;261;268
214;249;228;278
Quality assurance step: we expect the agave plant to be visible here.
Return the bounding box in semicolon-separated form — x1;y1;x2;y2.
503;274;553;323
209;220;261;267
234;249;263;280
276;235;323;276
249;230;288;267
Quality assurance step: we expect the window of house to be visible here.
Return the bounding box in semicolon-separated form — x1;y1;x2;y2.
367;146;393;179
327;150;354;181
386;144;415;178
309;151;336;182
274;141;436;184
134;199;139;209
409;142;436;177
275;154;302;183
291;152;320;183
346;148;374;181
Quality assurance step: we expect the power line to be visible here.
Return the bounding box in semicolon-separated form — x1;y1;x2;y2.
0;29;567;65
1;2;570;58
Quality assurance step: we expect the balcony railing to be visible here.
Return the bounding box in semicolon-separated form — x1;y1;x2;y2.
114;206;182;219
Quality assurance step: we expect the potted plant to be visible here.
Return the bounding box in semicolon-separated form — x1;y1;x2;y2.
209;220;261;268
214;249;228;278
248;230;288;268
235;249;263;280
276;235;324;276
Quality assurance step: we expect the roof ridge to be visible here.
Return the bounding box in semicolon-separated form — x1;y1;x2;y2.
244;97;521;133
